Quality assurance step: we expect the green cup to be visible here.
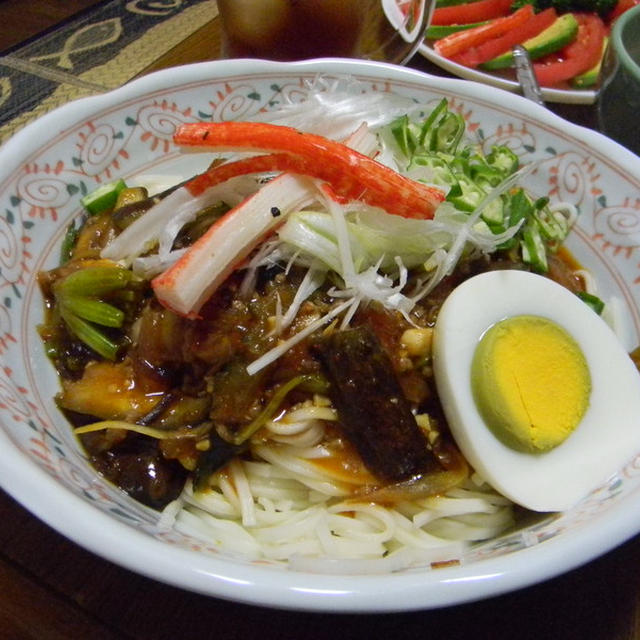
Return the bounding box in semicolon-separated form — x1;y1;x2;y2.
598;5;640;155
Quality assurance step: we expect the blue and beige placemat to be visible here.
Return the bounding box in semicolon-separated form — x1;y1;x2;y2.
0;0;218;143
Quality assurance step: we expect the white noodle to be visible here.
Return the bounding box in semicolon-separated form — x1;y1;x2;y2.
229;459;257;527
152;83;532;569
166;403;516;569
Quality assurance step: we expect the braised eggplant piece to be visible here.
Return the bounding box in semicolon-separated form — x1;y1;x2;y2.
312;326;441;482
89;437;187;509
111;181;185;230
192;432;248;491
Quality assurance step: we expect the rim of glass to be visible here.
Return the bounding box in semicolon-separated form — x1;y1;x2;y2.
613;4;640;81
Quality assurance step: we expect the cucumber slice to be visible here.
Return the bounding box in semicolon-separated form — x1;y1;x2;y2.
427;21;488;40
80;178;127;215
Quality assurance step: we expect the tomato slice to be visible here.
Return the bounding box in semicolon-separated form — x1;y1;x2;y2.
434;4;534;58
431;0;513;26
533;13;606;87
452;7;557;68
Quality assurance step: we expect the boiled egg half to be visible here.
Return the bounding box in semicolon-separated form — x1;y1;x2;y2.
433;269;640;512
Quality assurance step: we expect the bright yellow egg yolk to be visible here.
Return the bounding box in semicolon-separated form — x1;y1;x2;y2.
472;315;591;453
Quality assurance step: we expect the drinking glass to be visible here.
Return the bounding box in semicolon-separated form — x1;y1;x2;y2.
597;4;640;155
217;0;432;65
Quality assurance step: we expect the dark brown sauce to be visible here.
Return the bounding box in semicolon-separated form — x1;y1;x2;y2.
46;249;587;509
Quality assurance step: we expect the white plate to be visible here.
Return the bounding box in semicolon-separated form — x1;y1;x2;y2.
418;41;599;105
0;58;639;612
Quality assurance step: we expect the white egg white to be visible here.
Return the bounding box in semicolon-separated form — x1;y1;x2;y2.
433;269;640;512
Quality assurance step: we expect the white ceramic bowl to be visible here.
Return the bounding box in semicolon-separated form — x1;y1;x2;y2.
1;58;640;612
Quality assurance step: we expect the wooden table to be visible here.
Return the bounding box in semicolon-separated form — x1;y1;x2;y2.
1;2;638;638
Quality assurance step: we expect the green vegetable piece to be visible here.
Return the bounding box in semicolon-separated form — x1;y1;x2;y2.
468;161;506;190
481;14;579;71
534;196;550;210
390;115;420;157
111;181;186;231
174;203;231;248
480;198;505;226
446;181;480;212
80;179;127;215
390;100;468;163
390;99;465;161
110;290;138;303
418;98;448;146
58;266;132;297
59;305;120;360
409;153;461;193
53;265;138;360
446;174;503;224
60;221;80;265
521;222;548;272
526;196;570;246
75;420;212;441
426;21;488;39
495;188;531;248
62;296;125;328
232;375;310;445
295;374;330;394
151;395;212;429
486;146;519;176
508;188;532;226
114;186;148;212
112;198;155;231
533;207;568;242
577;291;605;315
429;112;465;153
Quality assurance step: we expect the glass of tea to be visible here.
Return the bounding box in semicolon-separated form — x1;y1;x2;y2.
217;0;432;65
597;4;640;155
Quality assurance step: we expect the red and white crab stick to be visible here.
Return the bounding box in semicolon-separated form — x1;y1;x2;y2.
152;122;444;317
174;122;444;219
152;172;317;317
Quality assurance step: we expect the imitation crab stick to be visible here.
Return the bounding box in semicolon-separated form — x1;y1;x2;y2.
152;173;318;317
173;122;445;220
153;122;446;317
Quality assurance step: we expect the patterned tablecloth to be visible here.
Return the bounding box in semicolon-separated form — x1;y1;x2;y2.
0;0;218;143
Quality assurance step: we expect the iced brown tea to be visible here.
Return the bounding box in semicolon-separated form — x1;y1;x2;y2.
217;0;429;64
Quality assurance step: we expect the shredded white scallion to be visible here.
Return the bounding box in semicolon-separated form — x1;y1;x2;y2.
245;298;355;376
250;76;426;142
101;175;259;270
276;263;327;334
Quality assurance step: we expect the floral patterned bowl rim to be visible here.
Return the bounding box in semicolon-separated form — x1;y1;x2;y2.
1;58;640;613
